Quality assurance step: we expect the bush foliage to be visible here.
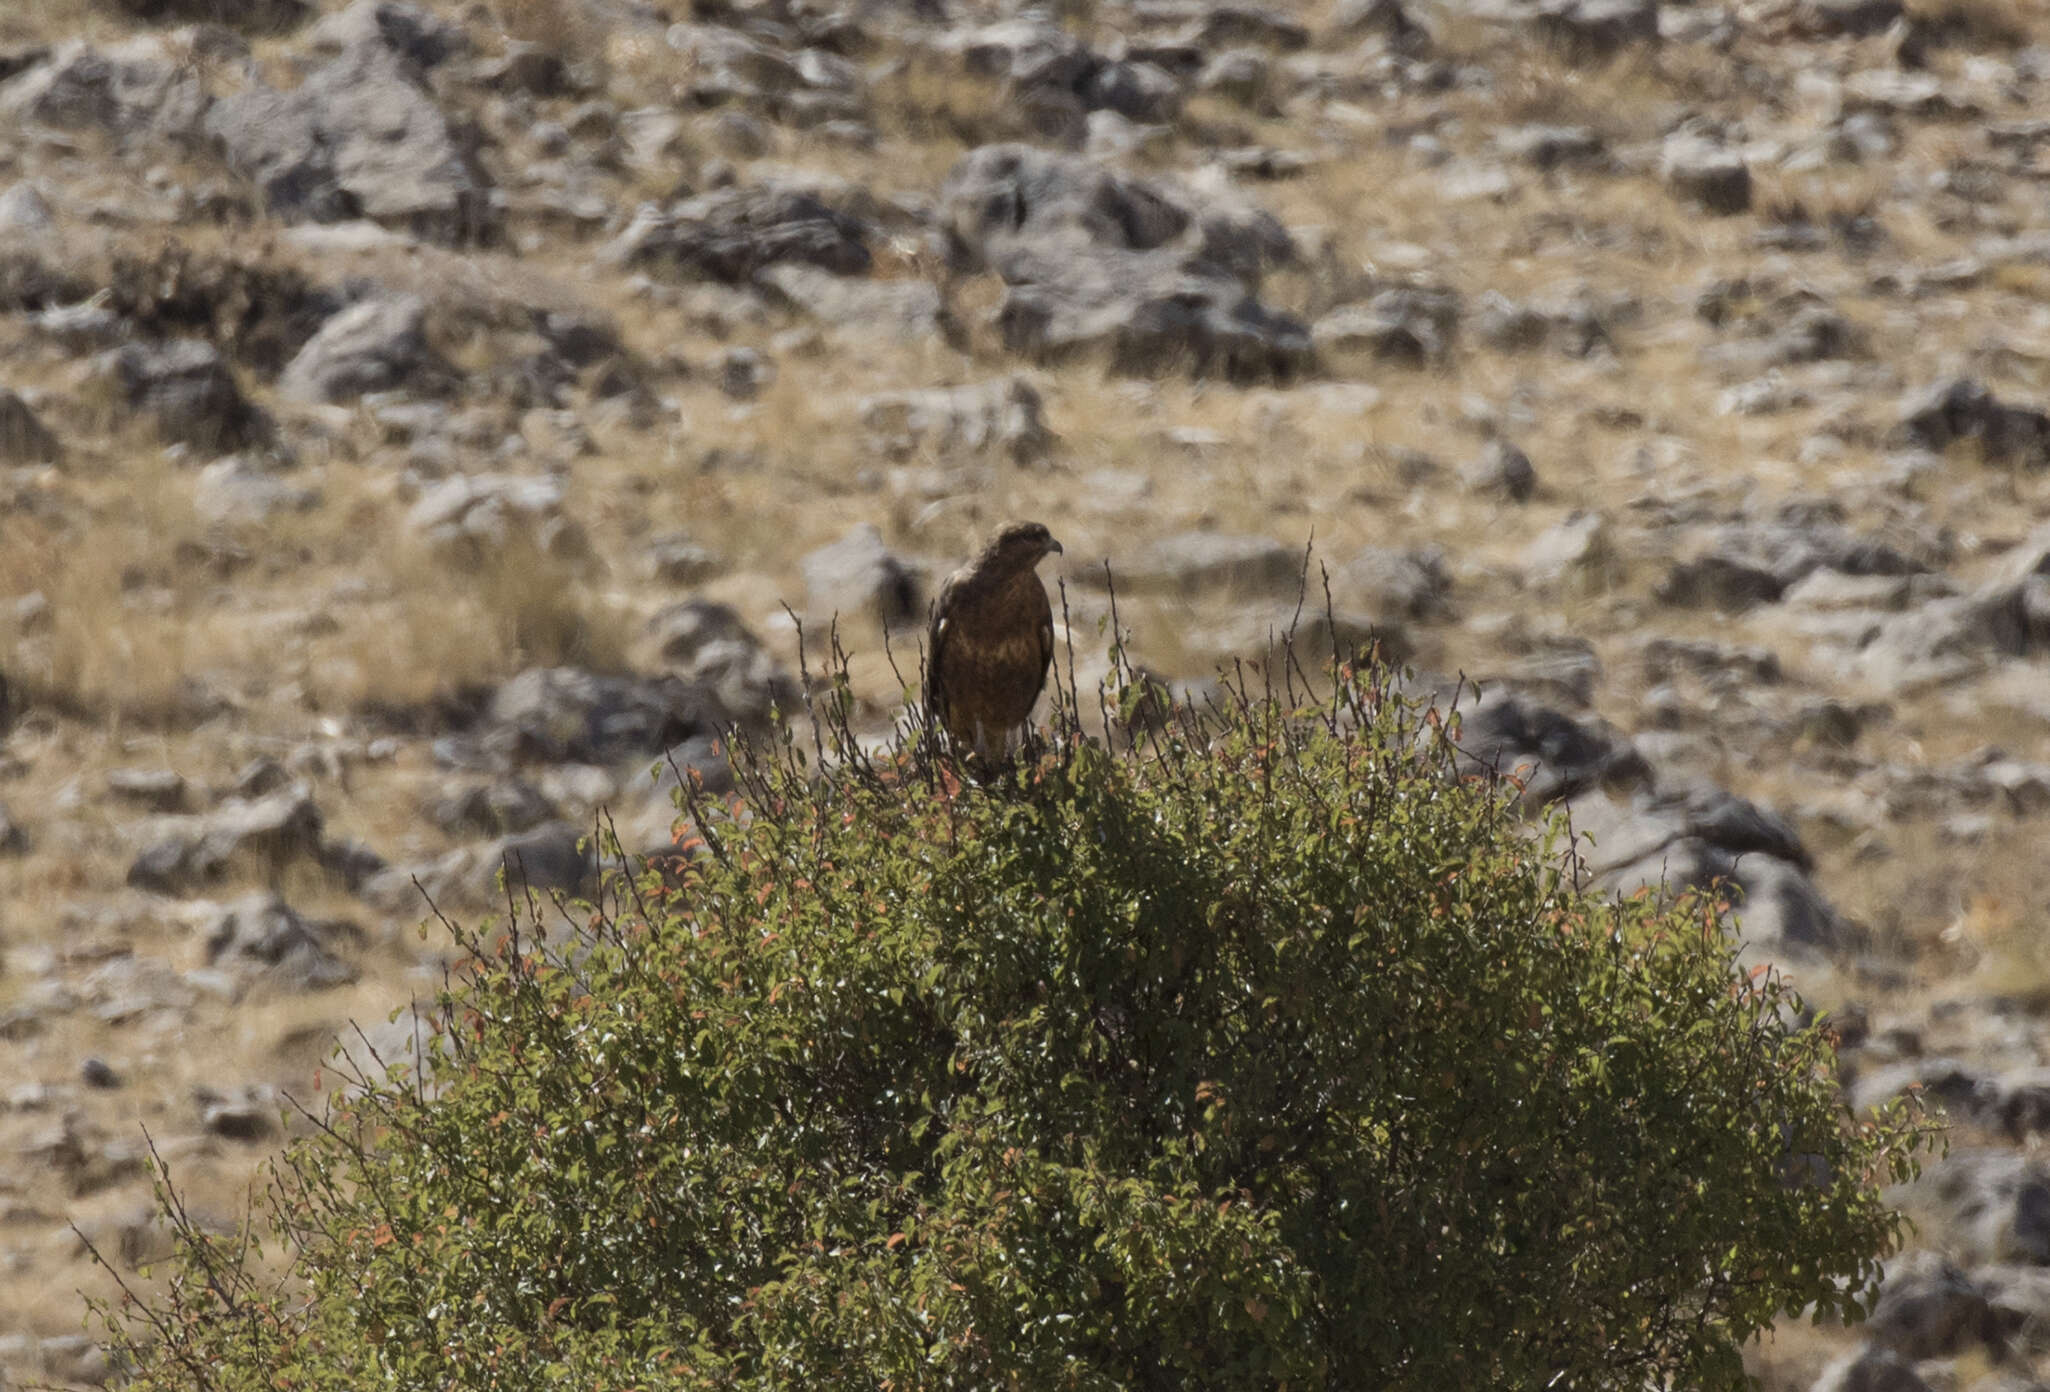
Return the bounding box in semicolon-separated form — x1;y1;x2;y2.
97;642;1931;1390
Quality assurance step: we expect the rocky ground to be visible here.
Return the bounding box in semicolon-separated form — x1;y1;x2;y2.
1;0;2049;1383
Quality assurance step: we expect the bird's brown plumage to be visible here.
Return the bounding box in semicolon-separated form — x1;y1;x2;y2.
926;521;1063;757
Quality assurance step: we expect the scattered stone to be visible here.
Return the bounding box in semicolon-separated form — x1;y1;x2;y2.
644;535;722;585
202;893;363;991
194;454;322;523
109;0;310;31
1112;532;1302;597
802;524;926;630
195;1085;277;1141
714;346;775;401
0;180;56;233
126;787;325;895
428;780;556;837
646;600;799;722
1809;1344;1933;1392
758;262;943;341
1314;284;1461;366
1865;1252;2003;1359
939;144;1307;381
96;339;268;453
600;185;870;283
205;37;491;240
1911;1149;2050;1266
1525;512;1617;588
78;1058;120;1089
405;474;583;561
1662;136;1752;215
0;802;27;857
1331;546;1455;621
306;0;464;66
1893;377;2050;468
105;767;188;813
473;667;725;766
366;820;594;911
1460;440;1537;502
858;378;1053;465
1437;685;1649;805
0;388;60;463
1494;124;1608;170
279;294;457;403
0;37;211;141
1532;0;1660;61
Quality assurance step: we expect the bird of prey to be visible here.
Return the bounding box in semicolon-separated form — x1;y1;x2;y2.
925;520;1064;759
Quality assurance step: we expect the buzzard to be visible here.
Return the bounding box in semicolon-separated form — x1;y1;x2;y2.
925;521;1064;758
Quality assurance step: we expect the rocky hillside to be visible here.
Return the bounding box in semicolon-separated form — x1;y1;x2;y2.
2;0;2049;1384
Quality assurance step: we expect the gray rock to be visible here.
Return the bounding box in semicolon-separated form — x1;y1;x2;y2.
1474;291;1614;357
1329;0;1427;46
1494;124;1608;170
939;144;1306;381
1082;59;1183;123
205;38;491;240
1114;531;1302;597
1197;50;1271;105
1866;1252;2003;1359
110;0;309;31
1174;4;1311;50
1912;1148;2050;1266
1532;0;1660;60
858;377;1053;465
106;767;188;812
477;667;723;767
1810;1344;1933;1392
995;244;1311;379
428;780;556;837
802;524;926;631
307;0;463;66
195;1085;278;1141
1331;545;1454;621
600;185;871;283
1524;512;1617;588
1662;135;1752;215
0;802;26;856
1849;1056;1990;1119
193;454;321;523
1846;593;2018;694
279;294;456;403
202;893;362;991
714;346;774;402
126;787;325;895
405;474;580;560
1660;514;1926;613
0;36;210;140
1314;284;1462;365
368;819;594;911
96;339;267;453
644;535;721;585
1893;377;2050;468
1460;440;1537;502
1441;687;1649;805
1799;0;1904;35
0;181;56;233
758;263;943;342
0;388;60;463
646;600;799;724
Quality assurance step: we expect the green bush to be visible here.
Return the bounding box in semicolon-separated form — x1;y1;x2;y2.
97;652;1931;1390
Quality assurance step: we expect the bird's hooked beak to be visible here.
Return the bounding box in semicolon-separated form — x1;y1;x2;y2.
1046;536;1064;557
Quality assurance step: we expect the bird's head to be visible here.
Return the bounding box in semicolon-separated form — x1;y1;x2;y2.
986;520;1063;572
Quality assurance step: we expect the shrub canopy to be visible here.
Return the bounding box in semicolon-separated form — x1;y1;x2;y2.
102;654;1930;1390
